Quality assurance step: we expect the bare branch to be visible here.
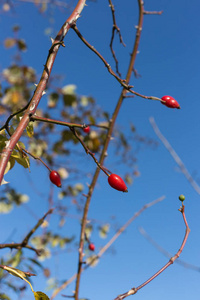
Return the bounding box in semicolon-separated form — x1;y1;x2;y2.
0;208;53;255
0;0;87;185
73;2;145;299
108;0;126;77
139;227;200;272
51;196;165;299
150;117;200;195
114;203;190;300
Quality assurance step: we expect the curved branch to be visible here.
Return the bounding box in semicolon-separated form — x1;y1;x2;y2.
0;0;86;185
113;203;190;300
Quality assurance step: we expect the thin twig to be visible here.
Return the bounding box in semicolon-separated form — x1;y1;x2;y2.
0;208;53;255
113;202;190;300
51;196;164;299
71;24;161;103
108;0;126;77
70;127;110;176
0;0;87;184
73;1;145;299
139;226;200;272
150;117;200;195
143;10;163;15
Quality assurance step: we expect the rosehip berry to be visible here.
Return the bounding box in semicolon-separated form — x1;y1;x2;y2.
88;243;95;251
108;174;128;192
161;95;180;109
179;194;185;202
83;126;90;133
49;170;62;188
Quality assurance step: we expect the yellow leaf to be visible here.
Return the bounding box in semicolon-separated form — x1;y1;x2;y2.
34;291;50;300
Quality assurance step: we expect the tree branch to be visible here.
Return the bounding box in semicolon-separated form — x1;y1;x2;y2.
113;202;190;300
0;0;87;185
51;196;164;299
74;1;145;299
149;117;200;195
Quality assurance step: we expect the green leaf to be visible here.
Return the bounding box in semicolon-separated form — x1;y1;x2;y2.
34;291;50;300
99;224;110;239
86;255;99;267
11;151;30;169
17;39;27;51
0;293;11;300
2;266;29;279
26;122;34;137
0;202;13;213
61;84;76;95
48;92;59;108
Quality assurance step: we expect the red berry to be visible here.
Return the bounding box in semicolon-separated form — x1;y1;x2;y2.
88;243;95;251
49;170;62;187
161;95;180;109
108;174;128;192
83;126;90;133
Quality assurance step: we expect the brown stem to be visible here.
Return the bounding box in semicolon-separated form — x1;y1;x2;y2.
31;115;84;129
74;1;144;300
51;196;164;299
0;208;53;255
139;227;200;272
70;127;110;176
108;0;126;77
113;203;190;300
0;0;87;185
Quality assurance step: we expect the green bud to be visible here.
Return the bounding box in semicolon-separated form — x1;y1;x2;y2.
179;194;185;202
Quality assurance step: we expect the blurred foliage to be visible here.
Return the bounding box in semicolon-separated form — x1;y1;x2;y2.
0;6;157;300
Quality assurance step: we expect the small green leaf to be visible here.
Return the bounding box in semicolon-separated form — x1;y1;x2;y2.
26;122;34;138
34;291;50;300
48;92;59;108
11;151;30;169
86;255;99;267
99;224;110;239
2;266;28;279
61;84;76;95
17;39;27;51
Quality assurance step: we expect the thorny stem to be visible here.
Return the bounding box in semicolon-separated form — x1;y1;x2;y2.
0;0;87;184
113;203;190;300
51;197;164;299
31;115;85;129
108;0;126;77
74;1;144;300
0;208;53;255
70;127;110;176
72;23;162;103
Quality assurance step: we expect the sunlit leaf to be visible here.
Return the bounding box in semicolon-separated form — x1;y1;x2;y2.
125;174;133;185
34;292;49;300
2;266;29;279
80;96;89;107
11;151;30;169
61;84;76;95
99;224;110;239
86;255;99;267
4;38;16;49
0;202;12;212
48;92;59;108
26;122;34;138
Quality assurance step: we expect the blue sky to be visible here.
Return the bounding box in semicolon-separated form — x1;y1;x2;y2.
1;1;200;300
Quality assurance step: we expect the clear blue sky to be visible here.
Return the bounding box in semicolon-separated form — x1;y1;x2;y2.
1;1;200;300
